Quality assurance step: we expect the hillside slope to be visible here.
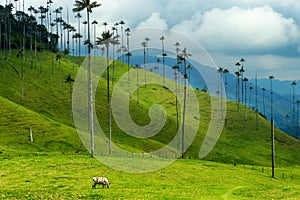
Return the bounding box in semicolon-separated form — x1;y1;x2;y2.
0;96;83;154
0;50;300;167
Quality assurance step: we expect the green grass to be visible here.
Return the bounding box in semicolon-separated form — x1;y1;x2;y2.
0;154;299;199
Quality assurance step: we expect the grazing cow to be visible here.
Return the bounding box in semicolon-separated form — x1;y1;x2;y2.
92;177;111;189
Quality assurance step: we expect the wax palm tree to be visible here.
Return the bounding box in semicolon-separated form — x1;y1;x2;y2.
235;71;241;111
82;20;88;54
145;37;150;85
28;6;35;69
119;20;125;63
103;21;108;31
92;20;98;73
160;36;167;87
240;58;245;104
269;75;275;120
235;62;241;103
141;40;147;86
74;12;82;56
65;74;75;125
223;68;229;98
217;67;223;98
178;47;191;158
54;8;61;40
33;9;39;68
125;28;131;84
70;26;76;70
73;33;82;67
96;30;116;154
249;86;253;109
243;77;248;119
291;81;297;137
73;0;101;157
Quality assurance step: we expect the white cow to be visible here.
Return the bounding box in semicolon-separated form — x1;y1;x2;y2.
92;177;111;188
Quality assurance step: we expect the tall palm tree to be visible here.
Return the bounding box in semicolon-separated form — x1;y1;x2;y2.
119;20;125;63
33;9;39;68
70;26;76;70
65;74;75;125
92;20;98;73
178;47;191;158
217;67;223;98
262;87;266;117
174;42;181;93
269;73;276;165
223;68;229;98
235;71;241;111
269;75;275;120
103;21;108;31
145;37;150;86
235;62;241;104
73;0;101;157
125;28;131;84
96;30;116;155
82;20;88;54
141;40;147;86
160;36;167;87
73;32;82;66
249;86;253;109
28;6;35;69
74;12;82;57
240;58;245;104
243;77;248;119
291;81;297;137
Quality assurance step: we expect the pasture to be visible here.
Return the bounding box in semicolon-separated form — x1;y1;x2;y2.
1;154;299;199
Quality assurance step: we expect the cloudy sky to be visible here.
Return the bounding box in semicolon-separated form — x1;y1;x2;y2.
3;0;300;80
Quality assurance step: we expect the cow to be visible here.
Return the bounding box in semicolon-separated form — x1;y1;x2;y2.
92;177;111;189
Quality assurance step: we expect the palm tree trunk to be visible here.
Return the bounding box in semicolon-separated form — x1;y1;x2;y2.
181;59;187;159
86;9;94;157
106;47;112;154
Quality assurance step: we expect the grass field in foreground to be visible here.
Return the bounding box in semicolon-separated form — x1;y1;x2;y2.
0;154;300;199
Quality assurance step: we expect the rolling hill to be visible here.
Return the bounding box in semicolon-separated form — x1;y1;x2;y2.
0;50;300;167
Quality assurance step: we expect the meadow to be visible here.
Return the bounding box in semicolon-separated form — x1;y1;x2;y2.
1;153;300;199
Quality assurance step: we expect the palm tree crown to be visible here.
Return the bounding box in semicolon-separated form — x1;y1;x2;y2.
73;0;101;13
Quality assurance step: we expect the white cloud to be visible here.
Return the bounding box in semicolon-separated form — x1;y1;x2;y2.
136;12;168;29
172;5;300;52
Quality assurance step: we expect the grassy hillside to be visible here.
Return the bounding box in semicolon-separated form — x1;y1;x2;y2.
0;50;300;167
0;96;83;154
